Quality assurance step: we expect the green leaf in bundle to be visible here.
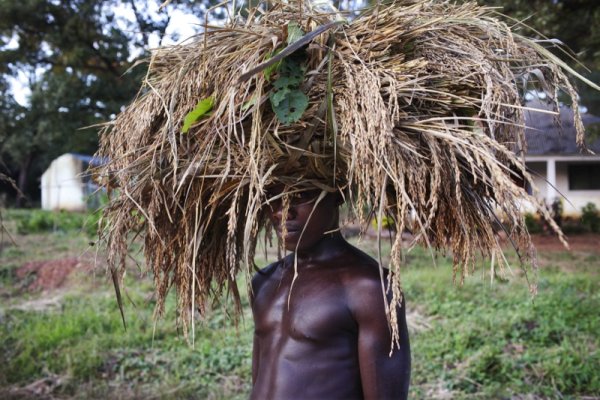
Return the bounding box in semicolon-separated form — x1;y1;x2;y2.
242;94;258;111
268;40;309;124
270;87;292;107
275;57;306;88
270;89;308;124
263;49;283;81
273;76;302;91
181;97;214;133
287;21;305;45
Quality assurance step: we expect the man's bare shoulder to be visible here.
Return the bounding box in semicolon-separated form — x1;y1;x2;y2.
335;243;387;283
332;244;396;311
251;258;286;293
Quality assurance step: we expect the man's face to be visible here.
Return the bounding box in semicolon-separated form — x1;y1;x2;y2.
265;186;339;252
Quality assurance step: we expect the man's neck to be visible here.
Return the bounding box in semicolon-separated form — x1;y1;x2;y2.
292;231;349;266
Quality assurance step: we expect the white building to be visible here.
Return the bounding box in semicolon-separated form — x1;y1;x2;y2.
41;153;106;211
524;99;600;215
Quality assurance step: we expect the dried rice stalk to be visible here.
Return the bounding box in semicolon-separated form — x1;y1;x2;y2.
96;0;596;345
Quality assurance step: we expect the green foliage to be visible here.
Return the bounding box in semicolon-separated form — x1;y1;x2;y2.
275;57;307;87
263;49;283;81
0;0;220;204
0;281;252;398
475;0;599;67
270;56;309;124
181;97;214;133
270;89;309;124
286;21;304;45
404;257;600;398
12;209;100;236
371;215;395;230
475;0;600;114
551;198;563;228
0;0;145;201
581;202;600;233
2;217;599;398
524;212;542;234
561;216;588;235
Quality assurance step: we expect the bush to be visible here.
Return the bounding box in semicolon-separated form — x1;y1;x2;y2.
551;198;563;228
561;216;588;235
15;209;101;236
524;213;542;234
581;202;600;233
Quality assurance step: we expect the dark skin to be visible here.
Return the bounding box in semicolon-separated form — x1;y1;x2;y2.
251;189;411;400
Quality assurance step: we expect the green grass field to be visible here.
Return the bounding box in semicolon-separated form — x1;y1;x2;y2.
1;210;599;399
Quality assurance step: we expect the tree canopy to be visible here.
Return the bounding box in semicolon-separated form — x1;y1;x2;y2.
0;0;214;204
477;0;600;114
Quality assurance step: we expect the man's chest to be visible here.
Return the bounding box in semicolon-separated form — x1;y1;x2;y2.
253;270;356;342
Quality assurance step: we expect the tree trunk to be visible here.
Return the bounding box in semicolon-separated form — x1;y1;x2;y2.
15;153;32;207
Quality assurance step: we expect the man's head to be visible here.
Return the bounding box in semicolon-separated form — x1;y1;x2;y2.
265;186;341;252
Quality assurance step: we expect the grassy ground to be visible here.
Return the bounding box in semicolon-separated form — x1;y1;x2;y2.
0;210;599;399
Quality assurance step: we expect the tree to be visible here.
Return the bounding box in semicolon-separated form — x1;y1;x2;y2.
476;0;600;114
0;0;214;205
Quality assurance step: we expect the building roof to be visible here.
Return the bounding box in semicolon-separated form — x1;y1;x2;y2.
524;98;600;155
69;153;108;166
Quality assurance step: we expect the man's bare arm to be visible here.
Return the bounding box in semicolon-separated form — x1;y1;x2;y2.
250;268;270;385
251;333;259;384
349;275;411;400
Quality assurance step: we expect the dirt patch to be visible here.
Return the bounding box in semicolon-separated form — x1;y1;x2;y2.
15;257;92;292
1;374;68;400
531;234;600;253
406;305;434;334
10;294;65;312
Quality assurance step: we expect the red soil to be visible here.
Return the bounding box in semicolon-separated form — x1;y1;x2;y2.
531;233;599;253
15;257;92;292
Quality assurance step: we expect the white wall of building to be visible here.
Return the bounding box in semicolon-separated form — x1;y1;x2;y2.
41;154;86;211
527;161;547;199
526;156;600;215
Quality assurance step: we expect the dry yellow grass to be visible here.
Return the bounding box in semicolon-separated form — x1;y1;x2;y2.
96;0;596;345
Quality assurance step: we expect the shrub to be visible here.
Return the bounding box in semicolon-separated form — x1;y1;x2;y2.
524;213;542;234
581;202;600;233
15;209;100;236
551;198;563;228
561;216;588;235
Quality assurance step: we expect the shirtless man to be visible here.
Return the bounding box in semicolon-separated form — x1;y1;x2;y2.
251;188;411;400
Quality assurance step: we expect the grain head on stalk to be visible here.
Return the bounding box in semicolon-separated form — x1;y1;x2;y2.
96;0;598;345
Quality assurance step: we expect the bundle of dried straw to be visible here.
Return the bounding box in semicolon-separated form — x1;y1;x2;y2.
96;0;595;340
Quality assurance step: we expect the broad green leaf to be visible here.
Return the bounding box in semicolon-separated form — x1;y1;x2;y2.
287;22;305;45
280;57;306;79
273;58;306;89
273;76;302;90
269;46;309;124
271;89;308;124
181;97;214;133
270;87;291;107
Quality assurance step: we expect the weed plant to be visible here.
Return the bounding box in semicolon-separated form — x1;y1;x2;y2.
404;257;600;399
6;209;100;237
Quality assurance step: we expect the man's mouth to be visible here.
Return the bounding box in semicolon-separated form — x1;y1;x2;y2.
276;225;302;234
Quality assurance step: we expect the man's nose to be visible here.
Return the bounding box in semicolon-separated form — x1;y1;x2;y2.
271;201;296;221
